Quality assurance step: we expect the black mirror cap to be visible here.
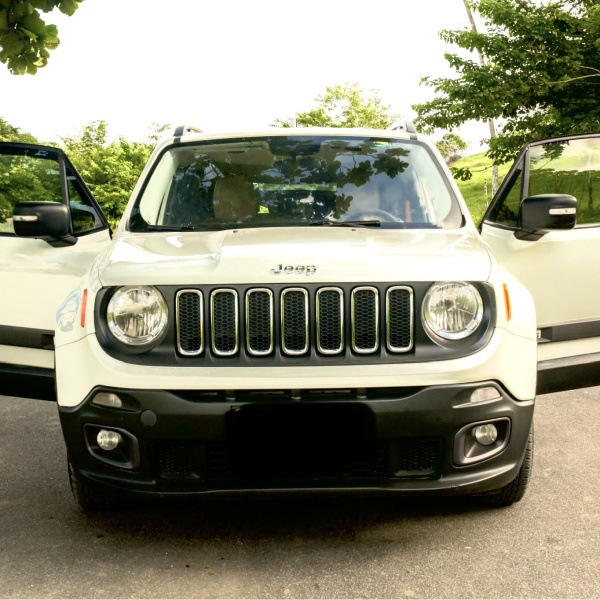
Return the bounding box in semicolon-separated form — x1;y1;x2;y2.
13;202;77;247
515;194;577;241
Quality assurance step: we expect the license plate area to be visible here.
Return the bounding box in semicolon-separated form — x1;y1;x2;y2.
226;403;383;480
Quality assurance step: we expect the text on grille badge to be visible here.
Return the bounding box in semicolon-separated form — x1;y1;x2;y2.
271;264;317;276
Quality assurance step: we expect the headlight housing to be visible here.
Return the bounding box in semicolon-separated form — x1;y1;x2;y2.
422;282;484;341
107;286;168;346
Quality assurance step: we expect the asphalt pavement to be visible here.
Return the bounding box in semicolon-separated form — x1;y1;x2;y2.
0;388;599;599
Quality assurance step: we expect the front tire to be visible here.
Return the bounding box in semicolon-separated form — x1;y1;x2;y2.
476;425;534;508
68;459;124;511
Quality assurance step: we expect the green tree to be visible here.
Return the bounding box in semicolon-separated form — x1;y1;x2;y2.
412;0;600;166
0;0;84;75
436;133;468;165
145;122;173;145
0;116;38;142
273;83;398;129
61;121;154;225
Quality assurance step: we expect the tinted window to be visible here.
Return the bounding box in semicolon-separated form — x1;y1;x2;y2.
0;146;106;236
68;172;104;234
487;162;524;227
131;136;463;231
0;147;62;234
529;138;600;225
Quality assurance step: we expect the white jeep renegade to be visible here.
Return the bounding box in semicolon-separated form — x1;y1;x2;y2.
2;126;599;509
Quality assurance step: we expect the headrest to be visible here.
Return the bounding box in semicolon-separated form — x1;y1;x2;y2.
213;175;256;222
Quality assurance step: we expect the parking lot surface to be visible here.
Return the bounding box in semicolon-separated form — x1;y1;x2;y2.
1;388;599;599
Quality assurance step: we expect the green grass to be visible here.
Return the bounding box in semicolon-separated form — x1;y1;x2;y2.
451;152;512;224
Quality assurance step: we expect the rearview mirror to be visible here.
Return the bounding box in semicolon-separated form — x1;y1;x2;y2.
13;202;77;247
515;194;577;241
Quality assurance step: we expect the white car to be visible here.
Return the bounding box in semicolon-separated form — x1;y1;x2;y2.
1;126;598;510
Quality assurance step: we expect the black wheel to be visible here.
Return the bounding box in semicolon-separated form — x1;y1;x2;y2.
476;425;534;508
68;459;124;511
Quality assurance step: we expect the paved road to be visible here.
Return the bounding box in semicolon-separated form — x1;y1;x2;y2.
1;388;599;599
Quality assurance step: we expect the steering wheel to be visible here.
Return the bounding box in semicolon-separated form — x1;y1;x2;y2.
342;209;402;223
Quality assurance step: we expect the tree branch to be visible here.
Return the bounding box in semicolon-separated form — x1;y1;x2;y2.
549;65;600;85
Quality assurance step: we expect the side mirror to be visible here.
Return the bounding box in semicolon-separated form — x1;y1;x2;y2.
515;194;577;241
13;202;77;247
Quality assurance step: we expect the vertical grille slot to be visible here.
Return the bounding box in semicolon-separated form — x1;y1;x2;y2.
211;289;239;356
386;286;413;352
281;288;309;355
176;290;204;356
316;287;344;354
246;289;274;356
352;287;379;353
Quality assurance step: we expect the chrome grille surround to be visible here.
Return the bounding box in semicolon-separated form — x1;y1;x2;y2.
351;286;380;354
173;284;416;359
176;289;204;356
210;289;239;356
246;288;274;356
316;287;344;355
386;286;414;353
281;288;309;355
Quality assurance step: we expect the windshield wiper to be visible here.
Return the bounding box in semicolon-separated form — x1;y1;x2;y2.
308;220;381;228
141;224;226;232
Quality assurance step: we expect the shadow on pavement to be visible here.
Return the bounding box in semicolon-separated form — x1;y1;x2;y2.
76;492;499;543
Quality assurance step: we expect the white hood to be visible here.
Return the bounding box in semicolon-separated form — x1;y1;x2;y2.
97;227;492;286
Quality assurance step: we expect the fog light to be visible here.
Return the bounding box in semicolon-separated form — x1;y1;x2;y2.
473;424;498;446
97;429;121;451
92;392;123;408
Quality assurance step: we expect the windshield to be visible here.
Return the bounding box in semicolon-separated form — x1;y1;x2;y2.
130;135;462;231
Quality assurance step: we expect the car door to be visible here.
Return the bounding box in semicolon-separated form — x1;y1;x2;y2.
481;133;600;394
0;142;112;400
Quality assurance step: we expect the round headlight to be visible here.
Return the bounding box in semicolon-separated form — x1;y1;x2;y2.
107;286;168;346
422;282;483;341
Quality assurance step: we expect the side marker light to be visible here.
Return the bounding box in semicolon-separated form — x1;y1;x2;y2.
503;283;511;322
80;289;88;328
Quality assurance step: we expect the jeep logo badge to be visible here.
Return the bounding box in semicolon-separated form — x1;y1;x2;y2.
272;264;317;276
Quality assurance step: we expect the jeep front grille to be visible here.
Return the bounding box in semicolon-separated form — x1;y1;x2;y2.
175;285;414;358
211;290;239;356
316;287;344;354
176;290;203;355
281;288;309;355
352;287;379;353
246;289;274;355
386;286;414;352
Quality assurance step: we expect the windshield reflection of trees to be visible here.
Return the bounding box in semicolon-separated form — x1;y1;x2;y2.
257;138;411;221
148;137;419;229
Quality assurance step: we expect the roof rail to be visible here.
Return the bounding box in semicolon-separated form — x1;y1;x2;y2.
390;120;417;139
173;125;203;138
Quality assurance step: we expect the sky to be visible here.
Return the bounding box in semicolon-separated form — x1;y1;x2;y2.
0;0;490;151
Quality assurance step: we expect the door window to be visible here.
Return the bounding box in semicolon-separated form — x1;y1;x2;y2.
0;145;106;236
486;136;600;228
528;138;600;225
487;162;524;227
0;147;62;234
67;171;105;234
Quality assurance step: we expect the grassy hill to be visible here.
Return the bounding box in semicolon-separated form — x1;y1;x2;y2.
451;152;512;224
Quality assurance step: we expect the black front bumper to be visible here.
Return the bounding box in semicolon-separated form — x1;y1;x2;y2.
59;383;534;499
